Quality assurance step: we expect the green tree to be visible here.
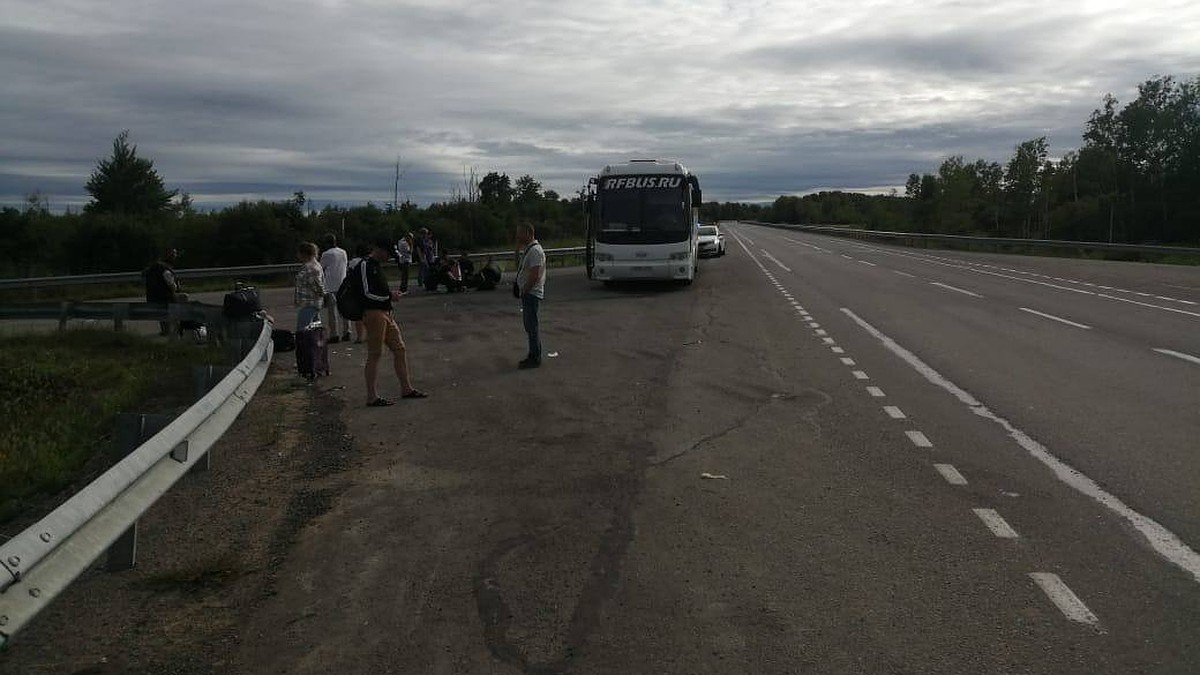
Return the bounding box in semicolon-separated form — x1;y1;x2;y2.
514;174;542;204
479;172;514;205
84;130;177;216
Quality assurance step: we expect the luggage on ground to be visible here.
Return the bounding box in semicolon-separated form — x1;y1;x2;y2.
295;323;329;381
271;328;296;353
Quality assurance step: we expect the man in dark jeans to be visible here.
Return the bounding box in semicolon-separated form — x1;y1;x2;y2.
515;223;546;369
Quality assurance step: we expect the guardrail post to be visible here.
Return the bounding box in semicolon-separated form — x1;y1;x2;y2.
58;301;72;332
107;413;172;571
188;364;230;474
112;302;129;332
224;318;262;363
167;303;184;341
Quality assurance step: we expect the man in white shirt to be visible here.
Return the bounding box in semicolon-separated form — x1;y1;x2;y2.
320;233;351;343
515;223;546;369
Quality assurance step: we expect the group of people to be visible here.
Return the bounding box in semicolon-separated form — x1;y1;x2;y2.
392;228;501;293
294;223;547;405
144;223;546;408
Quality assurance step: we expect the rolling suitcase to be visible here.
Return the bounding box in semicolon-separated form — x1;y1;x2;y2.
295;324;330;381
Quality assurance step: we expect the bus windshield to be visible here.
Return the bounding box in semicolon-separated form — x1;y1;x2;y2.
598;183;690;245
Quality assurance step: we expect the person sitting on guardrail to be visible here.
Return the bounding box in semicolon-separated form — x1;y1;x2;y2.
294;242;325;332
143;247;188;336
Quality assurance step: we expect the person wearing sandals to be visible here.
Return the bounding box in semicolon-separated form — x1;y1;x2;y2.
362;238;428;407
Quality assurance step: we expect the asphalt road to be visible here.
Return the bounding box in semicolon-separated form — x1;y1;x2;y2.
5;229;1199;673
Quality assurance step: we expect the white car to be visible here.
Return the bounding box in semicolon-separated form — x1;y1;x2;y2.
697;224;726;257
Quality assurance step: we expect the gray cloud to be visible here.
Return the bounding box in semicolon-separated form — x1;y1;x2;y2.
1;0;1198;211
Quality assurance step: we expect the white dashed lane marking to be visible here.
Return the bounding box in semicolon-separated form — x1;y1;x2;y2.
1153;348;1200;366
840;357;856;366
1029;573;1102;628
931;281;983;298
883;406;906;419
934;463;967;485
973;508;1020;538
905;430;933;448
866;386;885;397
894;270;916;278
1018;307;1093;330
852;370;870;380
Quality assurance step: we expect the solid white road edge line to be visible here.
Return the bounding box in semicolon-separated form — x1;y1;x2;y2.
934;463;967;485
1028;573;1102;628
841;306;1200;584
1018;307;1093;330
973;508;1019;538
1097;293;1200;319
931;281;983;298
760;250;793;273
1153;348;1200;366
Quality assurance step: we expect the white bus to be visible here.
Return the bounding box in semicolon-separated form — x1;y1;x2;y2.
584;159;703;285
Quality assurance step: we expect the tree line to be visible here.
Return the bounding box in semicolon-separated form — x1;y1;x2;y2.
2;74;1195;278
724;75;1198;246
0;135;585;277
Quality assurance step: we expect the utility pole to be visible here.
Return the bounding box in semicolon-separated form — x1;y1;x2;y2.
393;156;400;211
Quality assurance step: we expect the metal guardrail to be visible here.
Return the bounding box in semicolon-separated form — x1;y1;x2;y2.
0;247;588;292
0;319;274;646
745;223;1200;257
0;300;226;336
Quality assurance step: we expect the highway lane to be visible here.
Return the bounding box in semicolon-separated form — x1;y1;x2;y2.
4;235;1198;673
739;223;1200;550
730;223;1200;630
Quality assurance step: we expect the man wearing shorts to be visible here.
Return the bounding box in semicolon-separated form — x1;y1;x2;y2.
361;239;428;407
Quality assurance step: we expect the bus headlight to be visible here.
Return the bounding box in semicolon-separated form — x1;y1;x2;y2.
596;253;614;261
668;252;689;260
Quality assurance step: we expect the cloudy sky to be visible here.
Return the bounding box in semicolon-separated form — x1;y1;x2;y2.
3;0;1198;211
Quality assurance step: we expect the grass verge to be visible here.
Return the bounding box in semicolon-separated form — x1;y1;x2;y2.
0;329;223;524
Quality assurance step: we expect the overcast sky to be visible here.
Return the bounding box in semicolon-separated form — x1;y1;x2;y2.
3;0;1198;211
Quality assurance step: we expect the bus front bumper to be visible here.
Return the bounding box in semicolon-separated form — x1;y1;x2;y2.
593;260;694;281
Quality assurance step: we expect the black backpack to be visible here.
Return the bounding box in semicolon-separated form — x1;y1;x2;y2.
223;284;261;319
336;262;365;321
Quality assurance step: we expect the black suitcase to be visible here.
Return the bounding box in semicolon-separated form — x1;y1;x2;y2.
295;325;329;380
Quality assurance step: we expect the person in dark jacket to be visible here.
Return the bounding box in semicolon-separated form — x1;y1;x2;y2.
361;239;428;407
143;247;188;336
